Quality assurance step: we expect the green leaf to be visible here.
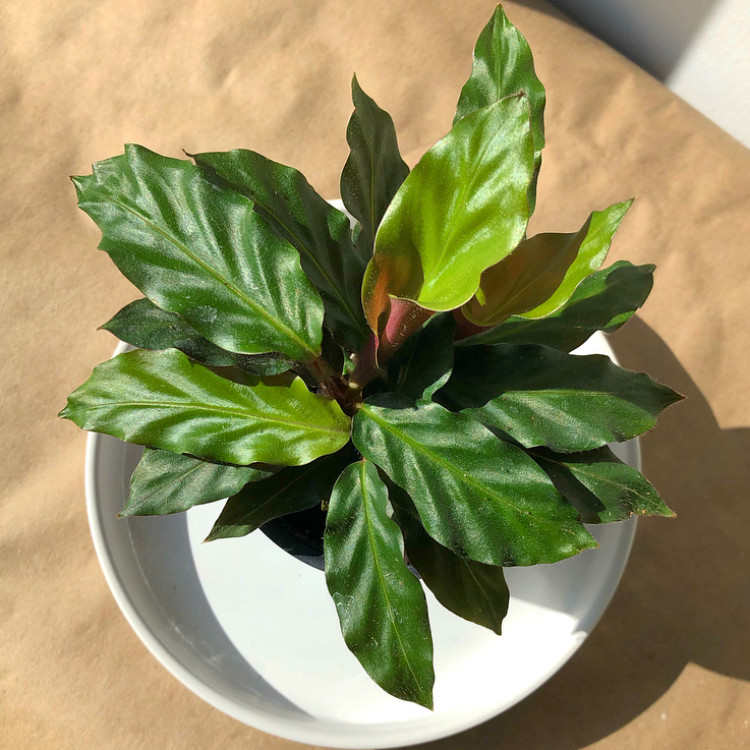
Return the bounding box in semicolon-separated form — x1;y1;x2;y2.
390;489;509;635
190;148;369;350
463;215;593;327
457;261;654;350
352;397;596;566
206;447;356;541
520;200;633;319
73;145;324;361
527;445;674;524
340;75;410;254
59;349;351;466
103;298;294;375
454;4;546;214
363;94;534;330
324;460;434;709
439;344;683;452
386;313;455;400
121;448;274;517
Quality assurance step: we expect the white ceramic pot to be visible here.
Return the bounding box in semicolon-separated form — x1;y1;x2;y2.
85;201;639;748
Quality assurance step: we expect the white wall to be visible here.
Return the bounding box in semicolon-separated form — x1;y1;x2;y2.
548;0;750;148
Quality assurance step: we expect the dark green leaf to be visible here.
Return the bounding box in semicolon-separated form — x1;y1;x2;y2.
103;298;293;375
439;344;683;452
520;200;633;319
527;445;674;523
340;75;410;255
206;447;356;540
390;489;509;635
324;460;434;709
464;216;592;327
59;348;351;466
386;313;455;400
457;261;654;350
121;448;274;517
352;396;596;566
454;4;546;213
191;148;369;350
73;145;324;361
363;94;534;330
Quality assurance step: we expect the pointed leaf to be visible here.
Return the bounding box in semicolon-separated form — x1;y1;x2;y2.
324;460;434;709
386;313;455;400
454;4;546;214
206;447;356;540
103;298;294;375
121;448;274;517
60;349;351;466
353;397;596;566
464;215;592;327
458;261;654;350
520;200;633;319
390;490;509;635
341;75;410;254
363;94;534;330
191;148;369;350
73;145;324;361
439;344;683;452
527;445;673;523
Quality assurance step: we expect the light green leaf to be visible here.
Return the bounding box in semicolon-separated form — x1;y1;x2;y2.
520;200;633;319
59;349;351;466
362;94;534;330
121;448;274;517
206;447;356;540
352;397;596;566
386;313;455;400
463;215;592;327
103;298;294;375
73;145;324;361
439;344;683;452
191;148;369;350
324;460;434;709
455;4;546;214
527;445;674;523
340;75;410;254
458;261;654;350
390;488;509;635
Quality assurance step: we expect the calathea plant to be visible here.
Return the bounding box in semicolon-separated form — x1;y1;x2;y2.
61;4;682;709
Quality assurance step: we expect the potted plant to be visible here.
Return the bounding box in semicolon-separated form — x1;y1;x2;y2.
61;4;681;711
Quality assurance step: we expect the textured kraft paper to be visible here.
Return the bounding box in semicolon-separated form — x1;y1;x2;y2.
2;0;749;748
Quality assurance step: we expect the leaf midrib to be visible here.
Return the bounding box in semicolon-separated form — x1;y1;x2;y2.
99;191;317;359
359;405;577;537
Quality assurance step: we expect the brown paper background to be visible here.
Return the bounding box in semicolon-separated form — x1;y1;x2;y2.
2;0;749;747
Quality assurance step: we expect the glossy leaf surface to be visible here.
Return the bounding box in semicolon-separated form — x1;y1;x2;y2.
520;200;632;319
527;445;674;523
454;4;546;214
73;145;323;361
386;313;455;400
440;344;683;452
60;349;351;466
464;216;592;326
121;448;273;517
353;397;596;566
191;148;368;350
206;447;355;540
458;261;654;350
341;75;410;254
324;461;434;708
391;491;509;634
103;298;293;375
363;94;534;329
